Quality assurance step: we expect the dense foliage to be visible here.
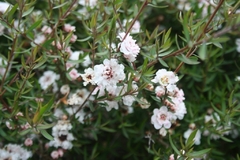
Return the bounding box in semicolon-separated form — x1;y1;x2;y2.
0;0;240;159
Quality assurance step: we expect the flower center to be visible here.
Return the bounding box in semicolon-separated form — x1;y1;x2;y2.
160;76;168;84
160;114;167;121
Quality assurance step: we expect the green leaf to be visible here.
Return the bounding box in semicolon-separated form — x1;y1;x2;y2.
37;123;56;130
220;136;233;142
19;128;32;136
198;43;207;60
147;3;168;9
22;7;34;17
186;129;198;148
158;58;169;68
7;3;18;22
53;1;69;9
99;127;116;133
33;56;47;69
77;36;92;42
187;148;211;158
169;134;181;155
40;129;54;141
26;19;42;33
176;54;200;65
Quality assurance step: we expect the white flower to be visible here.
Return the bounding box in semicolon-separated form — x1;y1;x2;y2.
177;0;191;11
236;38;240;53
67;89;91;106
123;19;141;33
68;68;80;80
0;24;5;35
183;129;201;145
80;68;95;86
60;84;70;95
159;128;167;136
2;144;32;160
34;34;46;44
41;25;52;34
118;32;140;62
0;57;7;77
171;98;187;120
151;106;173;129
51;150;59;159
79;0;97;8
139;97;150;109
152;69;179;87
93;59;125;95
49;120;74;150
235;76;240;81
0;2;11;13
69;51;91;68
103;100;119;111
38;70;60;91
155;85;165;97
63;24;76;32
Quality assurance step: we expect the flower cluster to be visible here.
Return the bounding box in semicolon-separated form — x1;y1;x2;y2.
118;32;140;62
48;119;74;150
151;69;186;134
0;144;32;160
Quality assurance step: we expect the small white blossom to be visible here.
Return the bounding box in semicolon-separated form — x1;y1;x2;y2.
79;0;97;8
139;97;150;109
183;128;201;145
152;69;179;87
0;144;32;160
63;24;76;32
93;59;125;95
103;100;119;111
60;84;70;95
159;128;167;136
151;106;173;129
123;19;141;33
0;2;11;13
236;38;240;53
49;120;74;150
118;32;140;62
38;70;60;91
80;68;95;86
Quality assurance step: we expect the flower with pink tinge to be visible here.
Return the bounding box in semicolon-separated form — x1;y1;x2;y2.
68;68;80;80
70;34;77;43
168;97;187;120
155;86;165;97
24;138;33;146
41;25;52;34
93;59;125;95
169;154;175;160
63;24;76;32
51;150;59;159
34;34;46;44
151;106;172;129
58;148;64;157
118;32;140;62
